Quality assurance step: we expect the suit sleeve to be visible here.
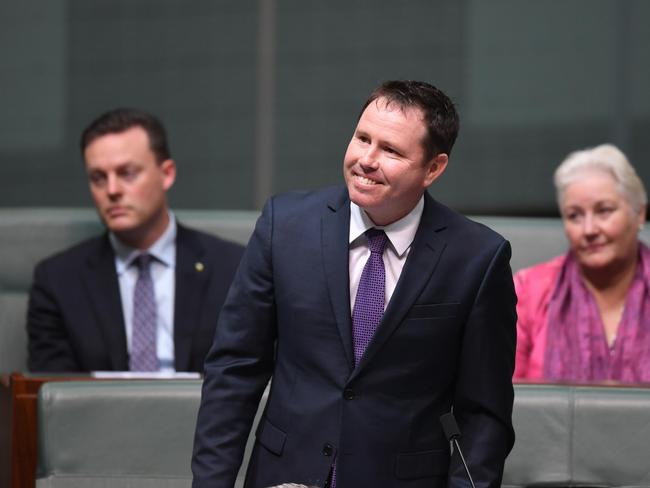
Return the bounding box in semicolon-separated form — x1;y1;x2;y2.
191;198;277;488
27;261;82;372
449;239;517;488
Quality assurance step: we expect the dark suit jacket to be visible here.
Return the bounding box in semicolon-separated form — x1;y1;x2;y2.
192;187;516;488
27;223;244;372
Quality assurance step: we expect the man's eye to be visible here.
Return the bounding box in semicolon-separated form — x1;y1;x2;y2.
88;172;106;185
119;167;140;181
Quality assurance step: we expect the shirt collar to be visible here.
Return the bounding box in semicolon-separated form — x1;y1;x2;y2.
349;196;424;257
111;211;177;274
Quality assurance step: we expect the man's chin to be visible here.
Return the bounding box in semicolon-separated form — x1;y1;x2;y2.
348;185;382;206
103;217;137;234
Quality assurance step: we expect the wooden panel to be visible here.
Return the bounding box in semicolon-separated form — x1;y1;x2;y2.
0;373;89;488
0;375;12;488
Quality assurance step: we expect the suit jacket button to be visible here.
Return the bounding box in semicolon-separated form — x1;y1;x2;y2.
343;388;355;400
322;443;333;457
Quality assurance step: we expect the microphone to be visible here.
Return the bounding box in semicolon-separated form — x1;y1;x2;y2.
440;412;476;488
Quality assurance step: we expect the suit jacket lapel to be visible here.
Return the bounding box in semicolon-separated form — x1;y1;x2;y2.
321;189;355;370
173;224;210;371
83;236;129;370
352;193;448;376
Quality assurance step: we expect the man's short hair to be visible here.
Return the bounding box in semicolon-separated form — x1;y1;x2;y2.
360;80;460;160
80;108;171;163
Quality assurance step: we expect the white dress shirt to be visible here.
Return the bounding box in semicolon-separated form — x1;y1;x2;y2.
110;213;176;372
348;196;424;312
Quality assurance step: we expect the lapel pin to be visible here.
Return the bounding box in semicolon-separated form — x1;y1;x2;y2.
195;262;205;272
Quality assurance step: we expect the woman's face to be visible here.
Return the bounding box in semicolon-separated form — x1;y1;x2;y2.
561;170;645;271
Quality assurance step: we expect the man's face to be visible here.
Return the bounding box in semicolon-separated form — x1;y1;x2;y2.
84;126;176;249
343;98;447;226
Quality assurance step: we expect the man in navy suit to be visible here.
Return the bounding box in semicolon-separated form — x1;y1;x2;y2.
192;81;516;487
27;108;244;372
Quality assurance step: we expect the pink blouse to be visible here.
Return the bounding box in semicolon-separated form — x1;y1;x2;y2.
513;255;565;380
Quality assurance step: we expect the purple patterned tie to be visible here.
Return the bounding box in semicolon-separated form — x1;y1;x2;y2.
331;229;388;488
130;254;158;371
352;228;388;365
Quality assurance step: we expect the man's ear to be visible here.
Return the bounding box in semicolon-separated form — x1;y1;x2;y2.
424;153;448;187
160;159;177;191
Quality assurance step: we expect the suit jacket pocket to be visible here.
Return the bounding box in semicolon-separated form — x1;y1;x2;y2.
395;448;450;479
405;303;460;321
256;416;287;456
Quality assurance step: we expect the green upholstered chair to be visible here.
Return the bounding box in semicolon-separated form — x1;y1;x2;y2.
36;380;268;488
504;383;650;487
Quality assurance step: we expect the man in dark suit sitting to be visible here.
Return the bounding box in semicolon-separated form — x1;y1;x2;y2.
27;108;244;373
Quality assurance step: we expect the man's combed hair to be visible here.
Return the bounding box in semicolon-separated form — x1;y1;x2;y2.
360;80;460;159
80;108;171;163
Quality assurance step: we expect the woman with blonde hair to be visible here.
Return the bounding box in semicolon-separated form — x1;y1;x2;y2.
514;144;649;382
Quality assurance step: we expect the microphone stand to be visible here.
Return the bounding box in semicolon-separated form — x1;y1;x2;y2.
440;412;477;488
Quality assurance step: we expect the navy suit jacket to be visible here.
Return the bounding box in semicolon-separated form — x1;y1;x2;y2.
27;223;244;372
192;187;516;488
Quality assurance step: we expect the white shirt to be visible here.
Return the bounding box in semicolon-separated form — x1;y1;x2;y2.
110;214;176;372
349;197;424;312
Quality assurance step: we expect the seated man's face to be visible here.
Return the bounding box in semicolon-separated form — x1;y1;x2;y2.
84;126;176;249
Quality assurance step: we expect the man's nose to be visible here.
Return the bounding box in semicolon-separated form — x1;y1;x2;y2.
106;174;122;197
359;146;380;170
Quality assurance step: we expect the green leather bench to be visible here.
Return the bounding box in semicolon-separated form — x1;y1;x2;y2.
503;383;650;487
3;207;649;373
0;208;258;373
35;381;650;487
36;380;268;488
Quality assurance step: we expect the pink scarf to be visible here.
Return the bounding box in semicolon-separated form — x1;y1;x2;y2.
544;242;650;383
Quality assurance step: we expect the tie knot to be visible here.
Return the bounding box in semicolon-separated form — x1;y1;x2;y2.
365;228;388;255
133;253;153;271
